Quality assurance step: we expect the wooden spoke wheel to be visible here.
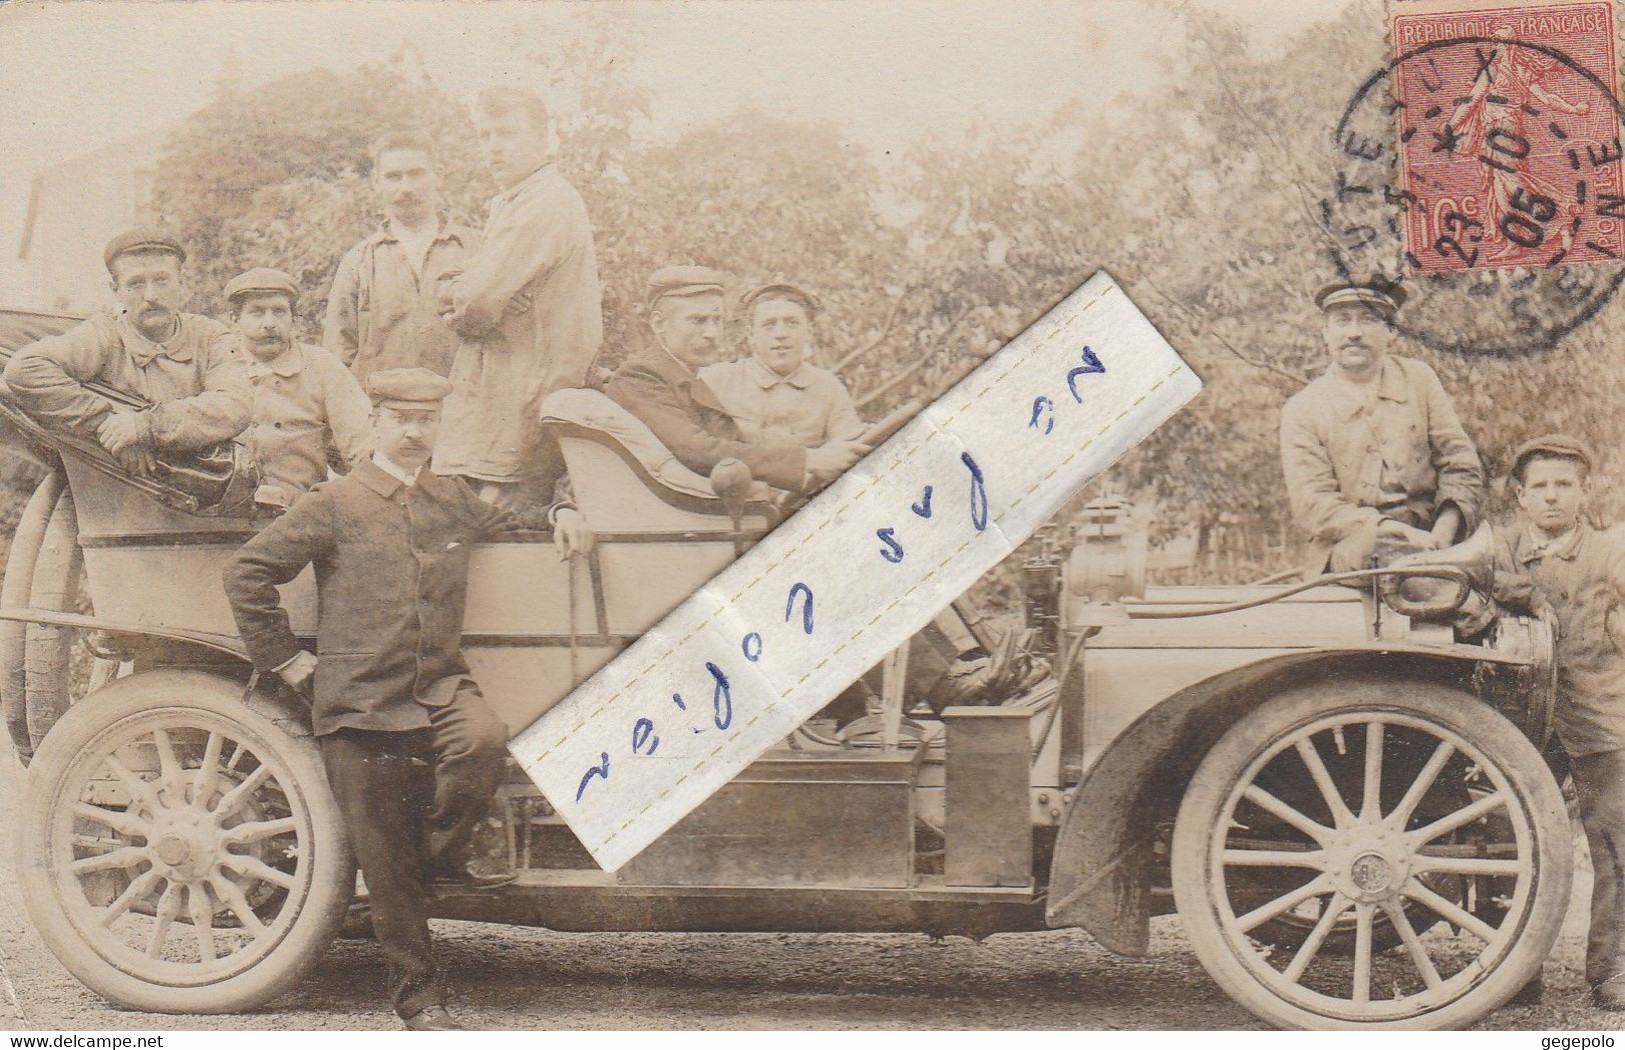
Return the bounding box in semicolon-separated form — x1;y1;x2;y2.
1171;680;1571;1030
18;670;353;1013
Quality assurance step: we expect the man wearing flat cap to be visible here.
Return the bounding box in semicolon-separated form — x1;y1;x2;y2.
225;268;373;511
1466;434;1625;1009
605;267;868;493
3;228;251;475
1279;279;1484;576
223;368;528;1030
433;86;602;509
700;282;867;449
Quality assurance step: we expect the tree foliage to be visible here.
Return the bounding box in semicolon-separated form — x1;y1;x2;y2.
135;6;1625;590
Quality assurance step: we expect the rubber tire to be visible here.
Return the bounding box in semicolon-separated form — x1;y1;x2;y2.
1171;679;1572;1031
1;471;63;763
24;486;80;752
17;669;355;1013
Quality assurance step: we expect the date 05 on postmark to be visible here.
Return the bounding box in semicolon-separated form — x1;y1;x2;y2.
1391;0;1625;272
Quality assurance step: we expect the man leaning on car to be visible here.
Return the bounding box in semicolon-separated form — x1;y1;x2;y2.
223;368;525;1032
2;228;252;475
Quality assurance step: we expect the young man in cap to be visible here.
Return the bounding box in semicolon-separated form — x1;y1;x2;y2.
3;228;251;475
226;267;373;511
1279;279;1483;576
323;131;477;384
225;367;566;1030
700;282;867;448
605;266;868;493
434;86;603;508
1479;435;1625;1009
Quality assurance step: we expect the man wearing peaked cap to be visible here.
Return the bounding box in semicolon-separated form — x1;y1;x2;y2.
604;266;867;493
366;365;457;405
225;363;543;1030
3;227;251;477
224;267;372;511
1279;276;1483;577
1312;278;1408;315
701;280;867;449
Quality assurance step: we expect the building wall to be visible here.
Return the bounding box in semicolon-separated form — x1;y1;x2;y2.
16;127;170;314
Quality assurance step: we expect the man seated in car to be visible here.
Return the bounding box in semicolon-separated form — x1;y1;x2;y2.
1279;279;1483;577
605;266;868;494
3;229;251;475
699;281;866;449
224;267;373;512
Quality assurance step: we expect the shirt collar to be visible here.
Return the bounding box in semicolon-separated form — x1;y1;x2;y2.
243;341;305;378
370;450;421;489
750;355;813;390
1328;358;1406;421
370;213;467;247
1520;522;1586;564
495;162;554;203
117;312;192;367
650;337;697;381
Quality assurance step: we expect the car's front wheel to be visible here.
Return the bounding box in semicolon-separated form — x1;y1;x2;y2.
18;669;354;1013
1171;679;1570;1030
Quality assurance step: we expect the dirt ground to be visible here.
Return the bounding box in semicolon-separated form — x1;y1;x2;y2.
0;753;1616;1032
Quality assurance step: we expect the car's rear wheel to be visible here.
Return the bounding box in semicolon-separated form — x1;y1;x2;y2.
24;485;82;750
1;471;63;764
18;670;354;1013
1171;679;1570;1030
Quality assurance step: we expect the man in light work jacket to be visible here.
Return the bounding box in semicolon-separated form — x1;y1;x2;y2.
225;267;373;511
323;131;477;383
224;369;520;1031
3;228;251;475
434;86;603;507
606;266;867;494
701;281;867;448
1279;280;1483;576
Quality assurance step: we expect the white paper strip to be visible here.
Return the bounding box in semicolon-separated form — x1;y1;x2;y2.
510;271;1202;871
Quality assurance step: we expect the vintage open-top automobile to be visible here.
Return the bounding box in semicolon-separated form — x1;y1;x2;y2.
0;309;1573;1030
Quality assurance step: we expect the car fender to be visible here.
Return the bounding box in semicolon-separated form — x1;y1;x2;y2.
70;664;313;739
1043;642;1524;955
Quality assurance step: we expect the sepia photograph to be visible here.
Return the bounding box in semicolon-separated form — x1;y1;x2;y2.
0;0;1622;1033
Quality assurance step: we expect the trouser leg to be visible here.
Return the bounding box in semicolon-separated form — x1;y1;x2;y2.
423;681;509;869
320;728;444;1018
1571;748;1625;990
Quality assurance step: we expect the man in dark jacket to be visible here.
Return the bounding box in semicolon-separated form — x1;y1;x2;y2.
222;368;518;1031
604;265;867;492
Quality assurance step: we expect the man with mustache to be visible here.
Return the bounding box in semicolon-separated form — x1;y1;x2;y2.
700;282;867;449
1279;280;1483;576
224;368;521;1031
3;229;251;475
324;132;477;385
226;268;373;511
434;86;602;512
605;266;868;494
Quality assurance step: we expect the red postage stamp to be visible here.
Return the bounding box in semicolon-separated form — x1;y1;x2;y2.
1390;0;1625;272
